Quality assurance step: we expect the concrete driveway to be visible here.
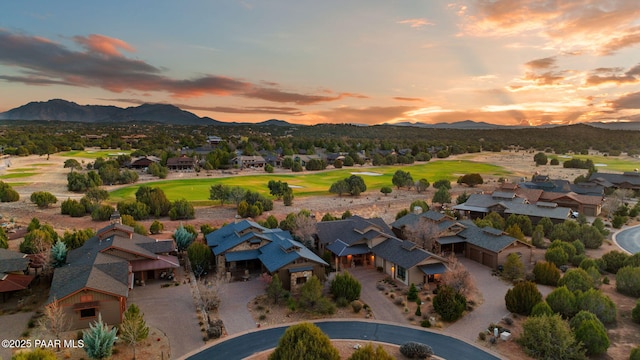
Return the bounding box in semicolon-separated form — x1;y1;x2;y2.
217;278;265;335
348;267;408;324
445;257;553;342
0;311;34;360
128;267;203;359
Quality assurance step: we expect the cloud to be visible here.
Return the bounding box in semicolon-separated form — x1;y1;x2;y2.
393;97;423;102
397;18;434;29
608;91;640;109
458;0;640;55
525;57;556;70
72;34;135;56
0;29;362;104
310;106;417;125
584;63;640;86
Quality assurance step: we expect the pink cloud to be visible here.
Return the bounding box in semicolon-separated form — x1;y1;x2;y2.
73;34;135;57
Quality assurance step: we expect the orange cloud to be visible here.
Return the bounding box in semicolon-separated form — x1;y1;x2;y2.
397;18;434;29
584;64;640;87
73;34;135;56
393;97;423;102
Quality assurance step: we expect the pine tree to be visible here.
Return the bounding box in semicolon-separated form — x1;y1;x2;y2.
50;240;67;268
119;304;149;359
268;322;339;360
173;224;196;252
83;314;118;360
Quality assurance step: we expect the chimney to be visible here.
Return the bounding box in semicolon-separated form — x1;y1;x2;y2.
110;210;122;225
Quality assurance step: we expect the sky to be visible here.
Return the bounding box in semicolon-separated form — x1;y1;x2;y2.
1;1;640;126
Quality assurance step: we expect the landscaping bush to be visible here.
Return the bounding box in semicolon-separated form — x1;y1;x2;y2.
545;247;568;267
569;311;610;356
399;341;433;359
347;343;394;360
433;285;466;321
601;250;630;274
575;288;617;325
571;254;587;267
545;286;576;318
407;283;419;302
503;253;525;282
530;301;554;317
533;261;560;286
268;322;339;360
351;300;363;313
518;314;585;360
505;281;542;316
330;271;361;302
336;297;349;308
421;319;431;328
632;346;640;360
616;266;640;297
558;268;593;292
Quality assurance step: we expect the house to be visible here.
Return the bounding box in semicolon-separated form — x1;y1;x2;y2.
316;216;395;270
231;155;266;169
589;171;640;191
205;220;328;291
166;155;197;171
497;181;603;216
286;154;321;167
453;193;572;224
393;211;533;269
206;136;222;145
128;155;161;169
48;221;178;329
0;249;34;301
316;215;449;286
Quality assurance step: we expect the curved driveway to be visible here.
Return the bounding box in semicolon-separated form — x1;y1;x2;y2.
183;320;500;360
614;225;640;254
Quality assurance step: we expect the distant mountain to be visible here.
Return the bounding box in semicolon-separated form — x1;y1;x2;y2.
0;99;224;126
390;119;512;129
584;121;640;131
255;119;295;126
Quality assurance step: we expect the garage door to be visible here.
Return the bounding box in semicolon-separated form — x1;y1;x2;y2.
469;248;482;262
482;253;496;268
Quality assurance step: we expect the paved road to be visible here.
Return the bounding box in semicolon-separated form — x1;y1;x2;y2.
128;267;203;359
614;225;640;254
183;320;500;360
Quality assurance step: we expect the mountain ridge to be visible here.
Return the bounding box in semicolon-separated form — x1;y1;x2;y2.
2;99;640;130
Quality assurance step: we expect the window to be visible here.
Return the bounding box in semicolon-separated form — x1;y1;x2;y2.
296;276;307;285
397;266;406;281
80;308;96;319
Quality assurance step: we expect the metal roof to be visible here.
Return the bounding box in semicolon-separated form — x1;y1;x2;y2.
419;263;448;275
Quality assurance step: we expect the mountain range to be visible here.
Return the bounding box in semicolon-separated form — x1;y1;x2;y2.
2;99;640;130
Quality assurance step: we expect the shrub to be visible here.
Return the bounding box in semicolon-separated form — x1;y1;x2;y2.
351;300;363;313
569;311;610;356
505;281;542;316
631;346;640;360
558;268;593;292
503;253;525;282
571;254;587;267
624;253;640;268
268;322;339;360
421;319;431;328
530;301;554;317
633;299;640;324
407;283;419;302
399;341;433;359
616;266;640;297
347;343;394;360
433;285;466;321
545;247;568;267
579;258;598;271
91;204;115;221
330;271;361;302
545;286;576;318
533;261;560;286
518;314;585;360
336;297;349;308
575;288;617;325
601;250;630;274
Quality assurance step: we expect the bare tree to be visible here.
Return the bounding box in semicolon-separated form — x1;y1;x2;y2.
39;299;71;348
602;189;633;216
440;255;477;299
199;275;227;313
293;213;318;249
405;218;440;252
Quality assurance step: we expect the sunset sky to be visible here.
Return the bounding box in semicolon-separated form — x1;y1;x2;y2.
1;1;640;126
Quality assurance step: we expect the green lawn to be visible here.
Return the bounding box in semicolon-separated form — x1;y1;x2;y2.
6;167;38;172
0;172;38;179
59;149;132;159
547;154;640;173
109;160;510;202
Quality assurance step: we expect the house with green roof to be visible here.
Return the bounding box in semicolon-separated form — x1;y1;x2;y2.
205;220;328;291
48;222;178;330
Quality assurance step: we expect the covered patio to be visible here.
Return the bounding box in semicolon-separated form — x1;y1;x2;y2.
326;240;374;270
131;254;179;285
